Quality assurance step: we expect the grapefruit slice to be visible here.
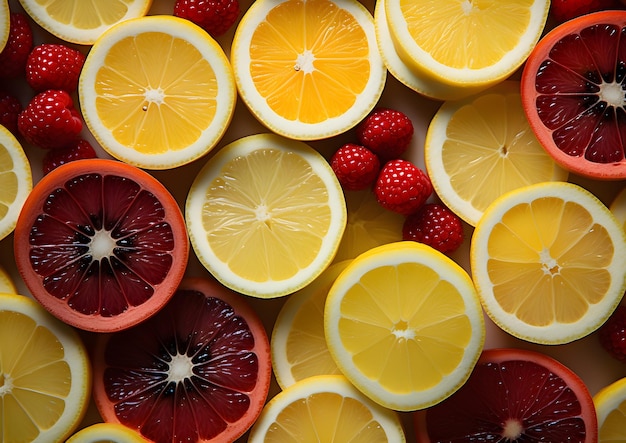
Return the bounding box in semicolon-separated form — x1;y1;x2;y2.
521;10;626;180
92;277;272;443
13;158;189;332
414;348;598;442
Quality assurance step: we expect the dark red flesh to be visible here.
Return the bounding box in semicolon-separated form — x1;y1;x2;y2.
102;289;259;442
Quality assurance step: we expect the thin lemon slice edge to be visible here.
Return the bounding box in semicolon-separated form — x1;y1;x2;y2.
594;376;626;441
66;423;147;442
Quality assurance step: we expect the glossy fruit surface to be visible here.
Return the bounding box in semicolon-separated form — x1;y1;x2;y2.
594;376;626;441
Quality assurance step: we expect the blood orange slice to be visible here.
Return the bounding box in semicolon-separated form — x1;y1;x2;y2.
92;277;272;443
14;158;189;332
521;10;626;180
414;348;598;442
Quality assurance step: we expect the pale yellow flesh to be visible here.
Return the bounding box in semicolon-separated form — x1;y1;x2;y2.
600;399;626;440
33;0;137;29
0;143;17;221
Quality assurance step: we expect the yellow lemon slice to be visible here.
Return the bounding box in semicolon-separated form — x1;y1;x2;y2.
385;0;550;100
66;423;147;442
425;81;568;226
0;124;33;242
610;187;626;232
471;181;626;345
79;15;236;170
186;133;347;298
0;0;9;52
324;241;485;411
0;293;91;442
594;377;626;442
248;375;406;442
18;0;152;45
271;260;350;390
231;0;386;140
0;262;17;294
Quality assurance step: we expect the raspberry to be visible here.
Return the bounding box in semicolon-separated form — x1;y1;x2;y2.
330;143;380;191
174;0;240;37
356;107;414;161
598;303;626;363
42;139;98;175
26;43;86;92
550;0;621;24
0;13;34;78
374;159;432;215
0;89;22;136
402;203;464;254
17;89;83;150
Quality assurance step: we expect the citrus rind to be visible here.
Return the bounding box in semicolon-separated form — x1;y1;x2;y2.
66;423;146;442
609;187;626;232
594;376;626;438
0;0;9;52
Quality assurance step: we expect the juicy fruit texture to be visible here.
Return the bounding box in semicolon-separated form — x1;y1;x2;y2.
594;376;626;441
425;81;569;226
231;0;386;140
26;43;86;92
0;293;91;442
414;348;598;443
550;0;621;24
174;0;241;37
521;10;626;180
471;181;626;344
0;124;32;242
385;0;550;100
271;260;350;390
330;143;381;191
66;422;147;442
14;158;189;332
92;277;272;443
79;15;236;169
324;241;485;411
186;133;347;298
356;107;414;160
17;0;153;45
598;304;626;362
0;12;33;78
374;158;432;215
248;375;406;442
402;203;464;254
0;262;17;293
0;0;8;51
42;139;98;175
0;89;22;135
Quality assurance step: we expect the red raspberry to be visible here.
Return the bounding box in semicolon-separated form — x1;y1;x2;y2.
42;139;98;175
356;107;414;161
26;43;86;92
0;13;34;78
374;159;432;215
174;0;240;37
330;143;380;191
550;0;621;24
0;89;22;135
598;303;626;363
17;90;83;150
402;203;464;254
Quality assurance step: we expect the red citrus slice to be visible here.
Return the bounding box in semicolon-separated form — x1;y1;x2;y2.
414;348;598;442
14;158;189;332
92;277;272;443
521;10;626;180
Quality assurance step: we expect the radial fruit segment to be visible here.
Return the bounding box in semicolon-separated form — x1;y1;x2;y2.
92;277;272;443
594;376;626;441
0;0;8;51
521;10;626;180
414;348;598;442
14;159;188;333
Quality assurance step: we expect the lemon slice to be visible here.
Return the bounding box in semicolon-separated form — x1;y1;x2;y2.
0;0;9;52
425;81;568;226
79;15;236;170
0;262;17;294
0;293;91;442
385;0;550;99
594;377;626;441
186;133;347;298
18;0;152;45
610;187;626;232
0;124;33;242
66;423;146;442
325;241;485;411
471;181;626;345
231;0;386;140
248;375;406;442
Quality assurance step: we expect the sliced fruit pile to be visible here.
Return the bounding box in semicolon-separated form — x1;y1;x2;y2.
2;0;626;441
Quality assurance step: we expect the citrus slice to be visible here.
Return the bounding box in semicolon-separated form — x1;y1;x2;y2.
425;81;569;226
414;348;598;442
333;189;404;263
92;277;272;443
471;181;626;344
0;292;91;442
0;124;33;242
186;133;347;298
324;241;485;411
248;374;406;442
521;10;626;180
79;15;236;170
17;0;152;45
385;0;550;100
66;423;146;442
231;0;386;140
0;0;9;51
610;187;626;231
594;376;626;441
271;260;350;390
0;262;17;294
13;158;189;332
